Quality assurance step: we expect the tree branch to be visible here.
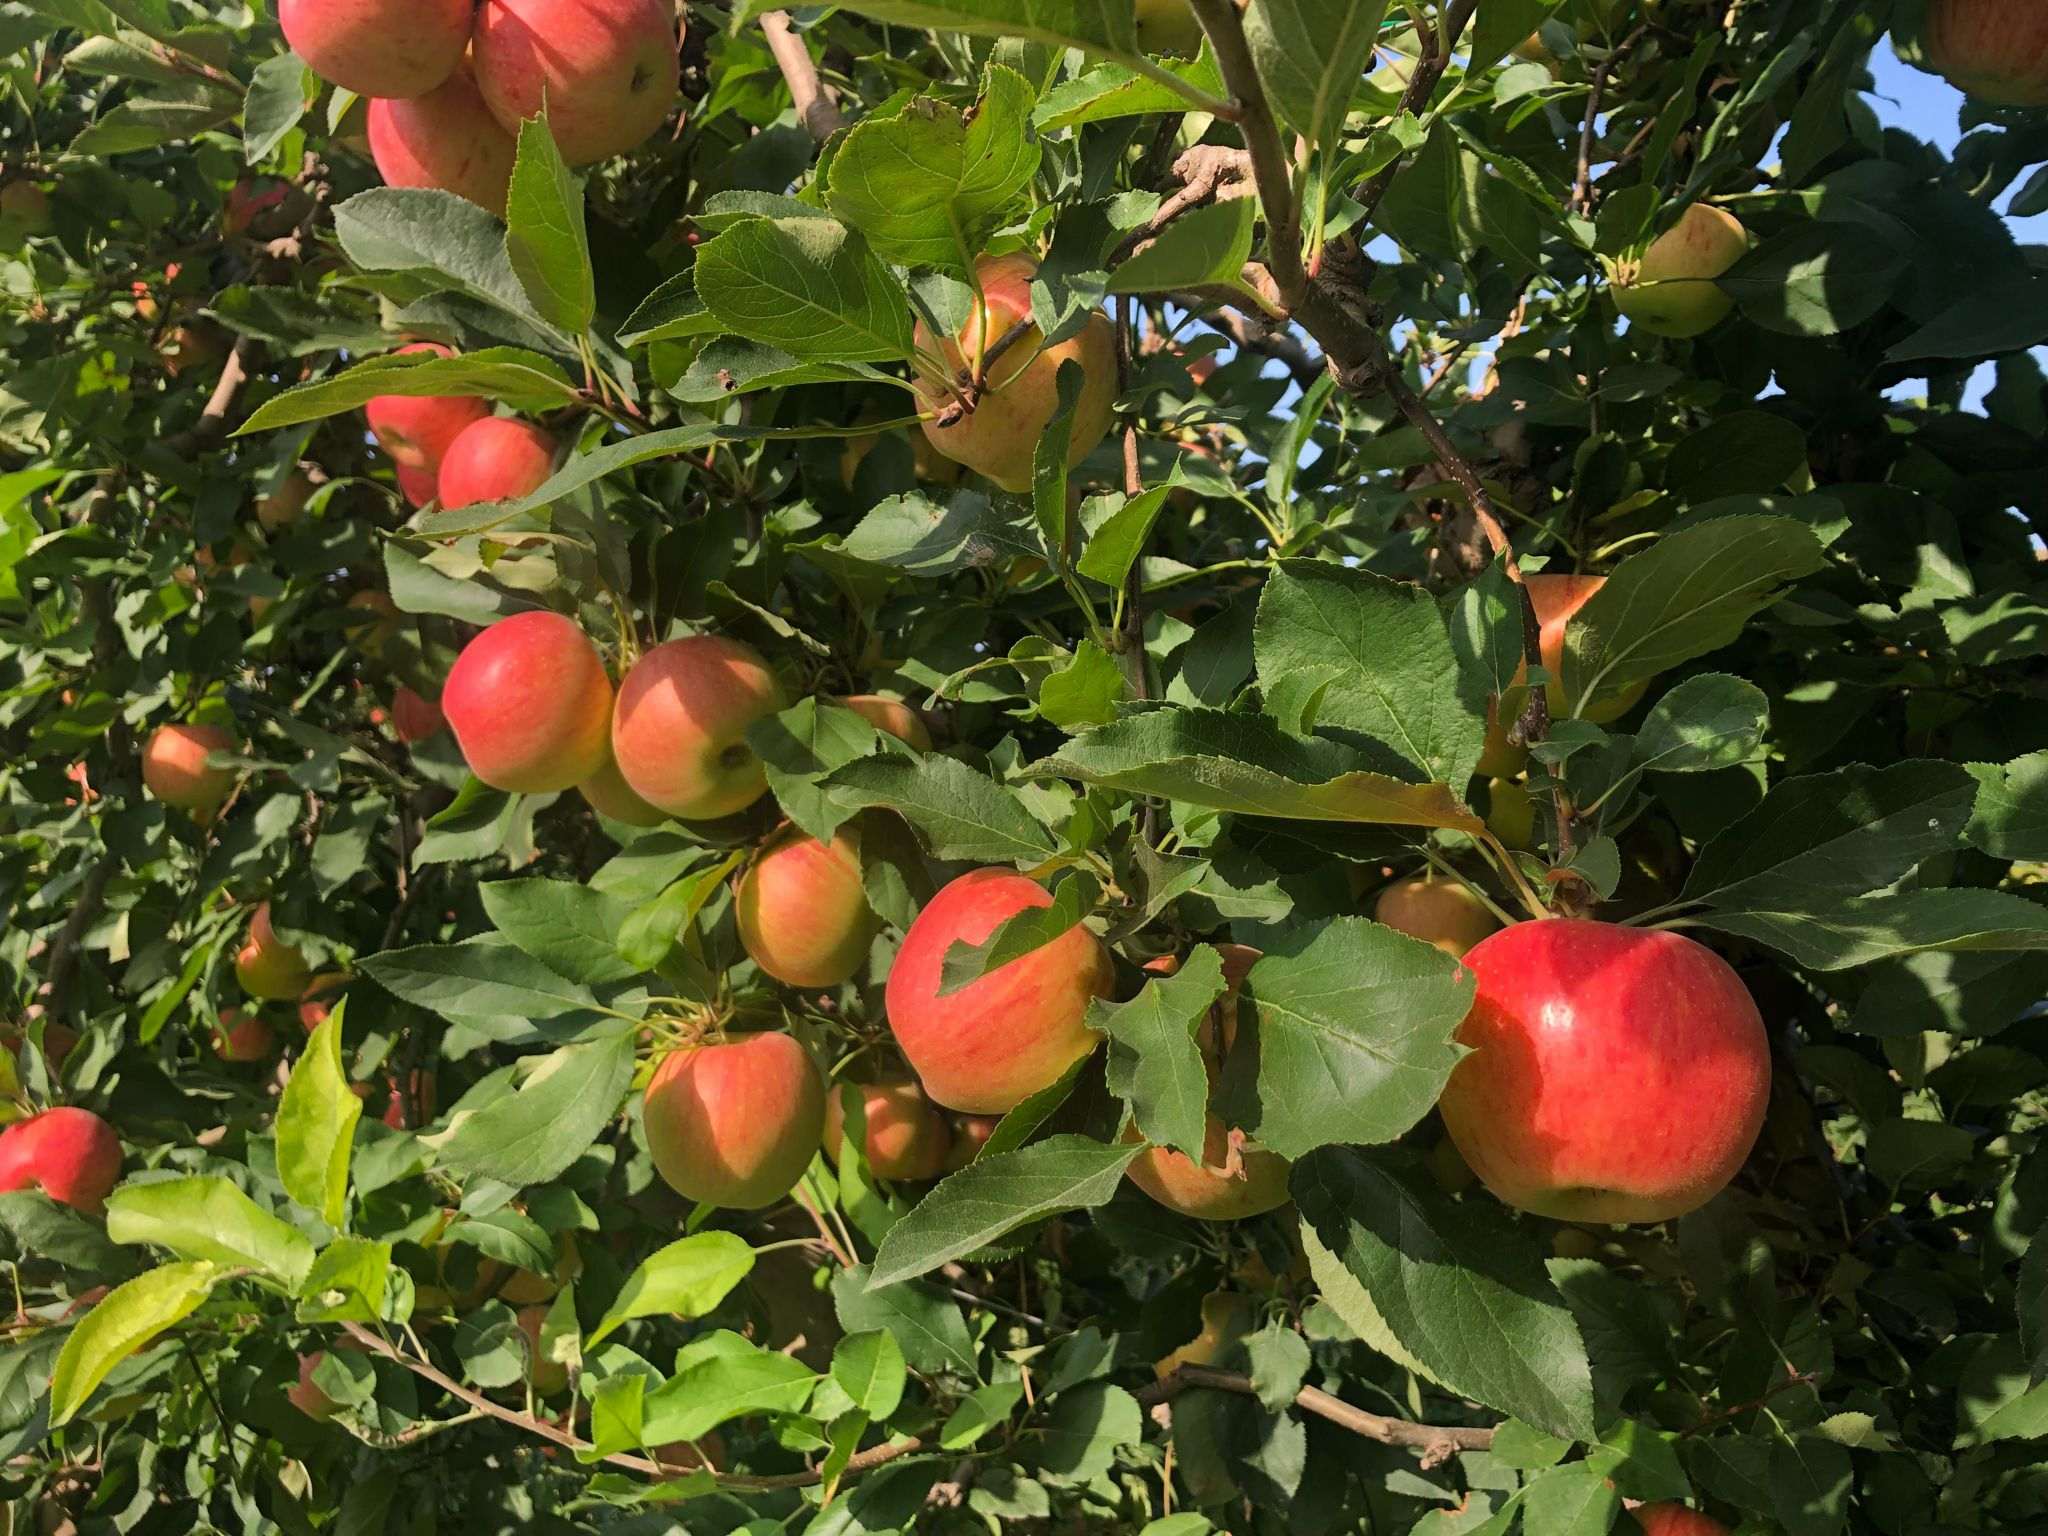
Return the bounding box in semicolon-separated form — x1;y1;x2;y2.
1139;1365;1495;1470
1185;0;1306;304
760;10;844;144
1355;0;1480;219
1572;25;1648;214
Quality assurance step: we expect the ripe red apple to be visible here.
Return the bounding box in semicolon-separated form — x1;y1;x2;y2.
576;748;669;826
1126;1116;1292;1221
396;462;439;509
885;869;1112;1114
1925;0;2048;105
236;902;313;1001
913;254;1119;492
298;972;349;1030
141;722;236;814
436;417;559;511
840;694;931;750
471;0;682;166
212;1009;275;1063
363;343;489;473
255;471;313;532
368;62;519;218
392;685;445;744
287;1351;342;1420
736;827;878;988
642;1033;826;1209
1373;877;1498;959
443;611;615;793
611;635;783;820
0;1107;121;1214
222;175;293;240
1135;0;1205;56
942;1113;1000;1171
278;0;470;99
823;1081;951;1181
1436;920;1771;1223
1611;204;1749;339
1634;1505;1728;1536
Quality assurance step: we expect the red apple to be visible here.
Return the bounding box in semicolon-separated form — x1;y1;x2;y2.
1436;920;1771;1223
884;869;1112;1114
942;1113;1000;1171
287;1351;342;1420
368;61;518;218
255;470;313;532
141;722;236;814
611;635;783;820
1127;1116;1291;1221
576;747;669;826
278;0;470;99
363;343;489;473
737;827;878;989
1612;204;1748;339
840;694;932;750
298;972;349;1030
223;176;293;240
1373;877;1498;959
643;1033;826;1209
392;685;445;744
1135;0;1205;56
913;254;1119;493
212;1009;275;1063
236;902;313;1001
1634;1505;1728;1536
443;611;614;793
0;1107;121;1214
1925;0;2048;106
435;417;558;511
471;0;682;166
396;462;439;509
823;1081;951;1181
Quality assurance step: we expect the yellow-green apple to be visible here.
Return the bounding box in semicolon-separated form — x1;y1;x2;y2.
1135;0;1205;55
298;972;348;1030
1485;778;1536;849
392;685;445;744
884;869;1112;1113
1437;920;1770;1223
736;827;878;988
1125;1117;1292;1221
396;462;439;509
823;1081;950;1180
643;1033;826;1209
0;1107;121;1214
1154;1292;1254;1378
237;902;313;1000
1925;0;2048;105
212;1009;275;1062
1476;698;1529;777
472;0;682;166
1634;1505;1728;1536
611;635;783;819
363;343;489;472
254;471;312;532
840;694;931;750
1373;876;1498;958
141;722;236;814
577;746;669;826
443;611;614;792
287;1352;342;1420
278;0;470;99
942;1113;1000;1171
436;417;558;510
912;254;1118;492
1611;204;1748;338
368;62;519;218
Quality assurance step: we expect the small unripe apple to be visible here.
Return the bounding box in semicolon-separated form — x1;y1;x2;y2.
612;635;783;820
643;1033;826;1209
287;1352;342;1421
392;685;445;744
942;1113;1000;1171
1485;778;1537;850
436;418;559;511
885;869;1112;1113
254;471;313;533
1134;0;1205;56
298;972;349;1030
1125;1117;1292;1221
913;254;1119;493
368;62;518;217
141;722;236;813
576;749;669;827
1633;1504;1729;1536
840;694;932;750
737;827;878;988
0;1107;121;1214
1924;0;2048;106
212;1008;275;1063
1476;699;1529;778
1437;920;1770;1223
1611;204;1749;339
278;0;470;99
364;343;489;473
237;903;313;1001
823;1081;951;1181
443;611;615;793
472;0;682;166
1373;877;1498;959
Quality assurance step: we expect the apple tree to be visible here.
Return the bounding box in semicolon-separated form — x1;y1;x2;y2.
3;0;2047;1532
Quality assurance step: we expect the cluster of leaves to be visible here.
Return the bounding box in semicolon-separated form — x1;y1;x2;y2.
2;0;2047;1533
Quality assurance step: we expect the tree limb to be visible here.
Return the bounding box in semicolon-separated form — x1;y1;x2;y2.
760;10;844;144
1139;1365;1495;1471
1185;0;1306;304
1572;25;1648;214
1355;0;1480;220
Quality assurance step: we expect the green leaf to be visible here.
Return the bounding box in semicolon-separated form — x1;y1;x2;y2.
480;879;644;987
640;1331;819;1443
942;1378;1027;1448
1468;0;1563;73
105;1177;314;1290
49;1262;219;1426
868;1135;1143;1288
1967;751;2048;860
1519;1464;1622;1536
752;696;890;845
1243;1322;1311;1413
1696;887;2048;971
1559;515;1828;717
1108;198;1257;294
589;1230;755;1346
1097;943;1224;1159
825;65;1041;270
1223;919;1470;1158
694;214;913;362
832;1329;908;1420
940;870;1097;996
1242;0;1391;152
236;346;579;437
1075;486;1172;590
616;271;717;347
329;187;567;344
277;1003;362;1227
1039;639;1128;729
360;938;608;1025
1035;53;1227;130
243;51;314;164
823;753;1056;864
1885;273;2048;364
822;0;1137;56
504;112;595;336
425;1029;637;1187
1666;411;1808;501
833;1265;980;1375
1719;221;1905;337
1631;674;1768;775
834;489;1043;576
1037;1382;1142;1480
295;1236;392;1323
1294;1148;1597;1441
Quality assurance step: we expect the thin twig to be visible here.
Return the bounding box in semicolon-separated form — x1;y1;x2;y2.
759;10;844;144
1572;25;1648;214
1139;1365;1495;1471
1355;0;1481;220
1679;1370;1818;1437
